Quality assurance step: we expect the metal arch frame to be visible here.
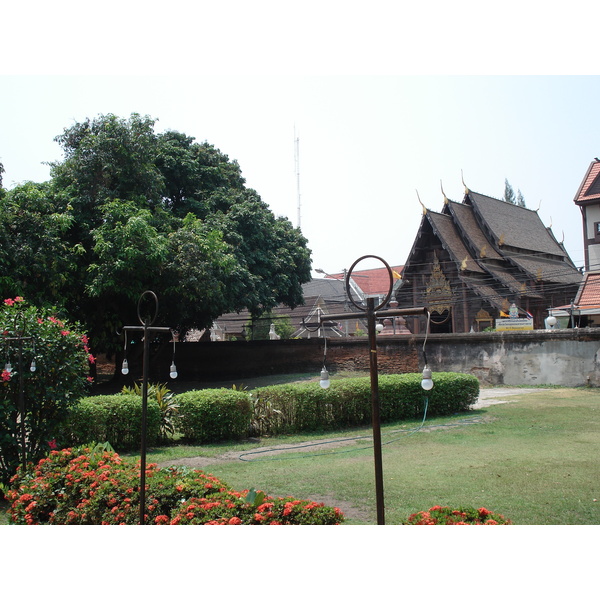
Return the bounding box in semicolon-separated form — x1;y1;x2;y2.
121;291;174;525
320;255;428;525
345;254;394;312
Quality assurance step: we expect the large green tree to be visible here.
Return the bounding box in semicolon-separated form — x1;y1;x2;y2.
0;113;312;357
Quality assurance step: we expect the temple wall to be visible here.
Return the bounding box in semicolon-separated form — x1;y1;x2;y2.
133;328;600;387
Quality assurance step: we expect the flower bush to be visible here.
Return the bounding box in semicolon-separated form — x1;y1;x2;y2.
403;505;512;525
5;444;345;525
0;297;92;485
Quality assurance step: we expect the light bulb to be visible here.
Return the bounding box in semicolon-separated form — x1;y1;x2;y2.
421;366;434;391
4;362;12;373
121;358;129;375
170;362;178;379
375;323;384;333
30;360;36;373
319;366;330;389
547;316;557;328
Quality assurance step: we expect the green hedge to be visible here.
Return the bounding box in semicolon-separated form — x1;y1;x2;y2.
253;372;479;435
176;389;252;444
59;395;161;451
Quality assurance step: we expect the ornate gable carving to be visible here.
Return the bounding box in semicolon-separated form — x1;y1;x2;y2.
425;255;453;314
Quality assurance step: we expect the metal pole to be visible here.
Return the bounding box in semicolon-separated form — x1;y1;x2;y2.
366;297;385;525
18;339;26;471
139;320;150;525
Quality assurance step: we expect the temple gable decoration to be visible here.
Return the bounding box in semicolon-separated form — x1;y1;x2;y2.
425;255;453;320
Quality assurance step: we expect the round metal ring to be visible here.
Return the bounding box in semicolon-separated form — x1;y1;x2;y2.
137;290;159;326
345;255;394;312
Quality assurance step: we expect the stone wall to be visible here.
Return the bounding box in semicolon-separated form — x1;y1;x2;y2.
136;328;600;387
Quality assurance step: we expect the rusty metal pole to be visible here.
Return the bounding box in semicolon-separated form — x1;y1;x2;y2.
318;255;428;525
366;296;385;525
122;291;173;525
139;317;150;525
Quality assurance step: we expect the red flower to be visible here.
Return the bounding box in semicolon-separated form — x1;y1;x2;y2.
228;517;242;525
88;354;96;364
2;370;11;382
48;439;57;449
4;298;15;306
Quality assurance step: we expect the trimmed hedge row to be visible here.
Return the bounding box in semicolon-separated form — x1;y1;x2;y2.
60;389;252;450
253;372;479;435
59;373;478;448
59;395;161;451
177;389;251;444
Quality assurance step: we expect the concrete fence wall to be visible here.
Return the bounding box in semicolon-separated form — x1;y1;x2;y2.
141;328;600;387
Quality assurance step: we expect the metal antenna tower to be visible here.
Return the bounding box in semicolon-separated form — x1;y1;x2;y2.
294;127;301;229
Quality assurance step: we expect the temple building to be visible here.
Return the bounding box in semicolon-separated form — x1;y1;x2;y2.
395;185;582;333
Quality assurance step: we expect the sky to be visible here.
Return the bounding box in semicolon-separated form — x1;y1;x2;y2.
3;74;599;279
2;2;600;282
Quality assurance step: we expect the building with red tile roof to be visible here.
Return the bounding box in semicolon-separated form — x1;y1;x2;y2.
574;157;600;272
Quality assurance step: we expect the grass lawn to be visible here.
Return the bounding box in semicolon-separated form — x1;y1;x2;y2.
142;386;600;525
2;385;599;525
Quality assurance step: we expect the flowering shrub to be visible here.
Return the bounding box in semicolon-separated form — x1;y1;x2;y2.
0;297;92;485
403;505;512;525
5;445;345;525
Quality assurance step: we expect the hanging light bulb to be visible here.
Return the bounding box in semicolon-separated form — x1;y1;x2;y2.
375;322;384;333
319;366;330;389
170;361;178;379
121;358;129;375
4;361;12;373
421;365;434;391
30;359;36;373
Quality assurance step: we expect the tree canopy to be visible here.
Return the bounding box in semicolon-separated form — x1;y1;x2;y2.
503;178;526;207
0;114;312;354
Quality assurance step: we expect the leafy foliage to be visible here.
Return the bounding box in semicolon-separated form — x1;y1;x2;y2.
0;113;312;357
403;505;511;525
0;297;91;485
253;372;480;435
5;445;344;525
121;382;179;440
176;388;252;443
59;394;161;451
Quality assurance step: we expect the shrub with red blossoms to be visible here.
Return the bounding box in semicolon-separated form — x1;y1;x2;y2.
5;444;345;525
1;298;93;485
403;505;511;525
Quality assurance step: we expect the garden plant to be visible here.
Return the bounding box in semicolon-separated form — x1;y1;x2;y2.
5;444;344;525
0;297;92;485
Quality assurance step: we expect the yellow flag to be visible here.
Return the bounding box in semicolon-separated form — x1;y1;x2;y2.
392;269;402;280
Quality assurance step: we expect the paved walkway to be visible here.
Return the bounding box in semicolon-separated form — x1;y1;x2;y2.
473;387;548;409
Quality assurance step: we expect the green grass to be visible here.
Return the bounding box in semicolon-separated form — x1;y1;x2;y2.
137;387;600;525
3;386;600;525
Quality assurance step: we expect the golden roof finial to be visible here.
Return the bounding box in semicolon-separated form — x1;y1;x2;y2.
461;169;469;194
416;189;427;215
441;180;448;204
498;233;505;247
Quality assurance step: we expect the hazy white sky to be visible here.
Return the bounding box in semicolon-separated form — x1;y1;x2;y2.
2;2;600;279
